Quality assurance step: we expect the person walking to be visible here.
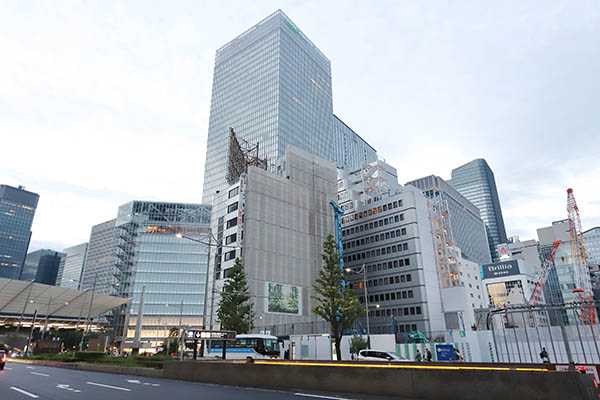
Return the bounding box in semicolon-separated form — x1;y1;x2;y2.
415;349;422;362
453;347;462;361
426;348;432;362
540;347;550;363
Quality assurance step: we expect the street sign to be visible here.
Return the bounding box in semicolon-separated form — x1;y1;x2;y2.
184;329;236;340
435;344;455;361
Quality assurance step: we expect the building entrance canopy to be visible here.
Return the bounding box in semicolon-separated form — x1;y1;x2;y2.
0;278;129;326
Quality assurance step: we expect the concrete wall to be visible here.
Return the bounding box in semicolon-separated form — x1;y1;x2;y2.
162;360;598;400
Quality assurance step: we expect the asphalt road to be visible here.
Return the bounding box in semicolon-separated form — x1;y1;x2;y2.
0;361;404;400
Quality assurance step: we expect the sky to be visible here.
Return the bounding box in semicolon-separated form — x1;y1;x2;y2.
1;0;599;252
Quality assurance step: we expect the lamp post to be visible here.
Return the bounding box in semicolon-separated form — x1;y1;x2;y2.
71;273;97;351
345;264;371;348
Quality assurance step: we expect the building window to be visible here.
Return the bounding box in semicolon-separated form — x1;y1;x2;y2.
224;250;236;261
408;290;413;298
403;243;408;251
406;274;412;282
404;258;410;266
225;233;237;245
228;187;239;198
401;228;407;235
227;202;238;213
400;214;405;221
226;218;237;229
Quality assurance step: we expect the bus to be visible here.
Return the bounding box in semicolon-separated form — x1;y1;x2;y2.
206;334;281;360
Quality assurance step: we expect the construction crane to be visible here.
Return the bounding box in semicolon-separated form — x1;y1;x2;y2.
566;188;596;324
528;240;561;305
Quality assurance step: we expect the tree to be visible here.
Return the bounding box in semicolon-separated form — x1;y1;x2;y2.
349;334;368;358
216;258;255;334
312;233;364;360
161;327;180;355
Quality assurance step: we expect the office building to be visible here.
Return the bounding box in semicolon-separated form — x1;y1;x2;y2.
57;243;88;289
406;175;492;265
80;219;118;295
339;163;445;335
202;10;335;203
333;115;377;170
449;159;508;261
583;227;600;265
0;185;39;279
21;249;64;285
113;201;211;348
206;147;337;335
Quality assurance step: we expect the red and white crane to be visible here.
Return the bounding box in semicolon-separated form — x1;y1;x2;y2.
528;240;561;305
566;188;596;324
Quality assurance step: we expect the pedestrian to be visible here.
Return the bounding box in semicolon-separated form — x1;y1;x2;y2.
284;348;290;360
453;347;462;361
426;348;432;362
415;349;422;362
539;347;550;363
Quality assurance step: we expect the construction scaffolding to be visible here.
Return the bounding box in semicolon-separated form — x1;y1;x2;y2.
430;198;460;288
226;128;267;184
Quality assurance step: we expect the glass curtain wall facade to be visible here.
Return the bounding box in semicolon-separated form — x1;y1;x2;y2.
81;219;118;295
57;243;88;289
449;159;508;261
333;115;377;170
202;10;334;203
583;227;600;265
21;249;64;285
113;201;211;348
0;185;39;279
407;176;492;265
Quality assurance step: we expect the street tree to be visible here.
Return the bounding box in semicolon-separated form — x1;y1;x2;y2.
312;233;364;360
216;258;255;334
349;334;368;358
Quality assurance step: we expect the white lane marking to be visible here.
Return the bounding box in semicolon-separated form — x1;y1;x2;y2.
152;384;160;387
58;384;81;393
10;387;40;398
5;367;13;370
86;381;131;391
30;372;50;377
127;379;141;384
294;394;352;400
143;383;151;385
26;366;35;369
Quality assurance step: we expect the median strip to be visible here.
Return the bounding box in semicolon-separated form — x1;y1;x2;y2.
254;361;550;372
86;382;132;391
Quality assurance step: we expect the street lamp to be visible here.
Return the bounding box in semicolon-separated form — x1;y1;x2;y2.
70;273;98;351
345;264;371;348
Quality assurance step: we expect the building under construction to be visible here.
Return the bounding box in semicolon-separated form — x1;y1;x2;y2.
226;128;267;185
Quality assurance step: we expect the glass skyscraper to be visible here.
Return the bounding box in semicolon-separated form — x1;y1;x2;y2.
334;115;377;170
113;201;211;348
80;219;118;295
0;184;39;280
57;242;88;289
450;159;507;261
21;249;64;285
202;10;335;203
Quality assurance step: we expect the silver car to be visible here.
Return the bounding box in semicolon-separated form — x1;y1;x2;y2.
357;349;409;362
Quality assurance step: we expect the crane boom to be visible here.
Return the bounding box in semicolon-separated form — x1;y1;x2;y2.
528;240;561;305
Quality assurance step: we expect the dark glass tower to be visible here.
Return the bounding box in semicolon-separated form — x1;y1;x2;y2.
450;159;507;261
0;184;39;279
21;249;64;285
202;10;334;202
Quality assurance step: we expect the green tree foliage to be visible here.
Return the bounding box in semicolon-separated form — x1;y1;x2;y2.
216;258;255;334
349;334;368;357
161;327;180;354
312;234;364;360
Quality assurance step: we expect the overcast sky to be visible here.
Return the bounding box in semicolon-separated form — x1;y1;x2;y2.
1;0;599;252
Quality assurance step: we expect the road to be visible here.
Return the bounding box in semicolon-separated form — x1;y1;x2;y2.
0;361;402;400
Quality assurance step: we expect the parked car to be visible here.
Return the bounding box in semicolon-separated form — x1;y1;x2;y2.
0;350;7;370
357;349;409;362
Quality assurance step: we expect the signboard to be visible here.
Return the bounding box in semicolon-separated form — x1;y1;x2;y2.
435;344;455;361
184;330;236;340
496;244;510;259
265;282;301;315
480;260;520;280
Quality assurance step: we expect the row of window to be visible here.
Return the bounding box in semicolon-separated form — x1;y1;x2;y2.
359;289;414;304
369;305;422;318
343;214;405;236
367;273;412;288
344;228;408;250
341;200;404;225
343;242;412;262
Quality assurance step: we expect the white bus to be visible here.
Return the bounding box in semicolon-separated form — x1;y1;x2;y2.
206;334;281;360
